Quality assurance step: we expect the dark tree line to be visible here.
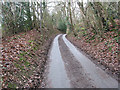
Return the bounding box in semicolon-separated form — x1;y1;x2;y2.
1;1;54;36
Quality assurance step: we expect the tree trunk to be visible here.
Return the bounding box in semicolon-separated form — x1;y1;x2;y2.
68;1;74;31
40;2;43;30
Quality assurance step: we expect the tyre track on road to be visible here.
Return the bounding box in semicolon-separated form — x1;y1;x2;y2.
46;34;71;88
59;35;94;88
62;34;118;88
46;34;118;88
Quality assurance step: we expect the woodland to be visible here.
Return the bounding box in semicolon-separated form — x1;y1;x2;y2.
0;0;119;88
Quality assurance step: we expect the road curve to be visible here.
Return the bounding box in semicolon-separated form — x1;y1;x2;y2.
46;34;118;88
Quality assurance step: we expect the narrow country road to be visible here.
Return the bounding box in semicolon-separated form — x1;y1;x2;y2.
45;34;118;88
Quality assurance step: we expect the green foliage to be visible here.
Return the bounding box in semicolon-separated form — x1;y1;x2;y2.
81;27;85;30
82;31;86;36
109;46;112;51
89;35;95;40
8;83;16;89
14;63;24;70
12;37;17;40
75;2;119;37
114;37;119;43
24;61;30;67
2;2;33;36
57;19;67;33
19;57;25;61
74;24;80;32
33;47;37;50
105;41;109;45
28;40;33;43
19;52;27;57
